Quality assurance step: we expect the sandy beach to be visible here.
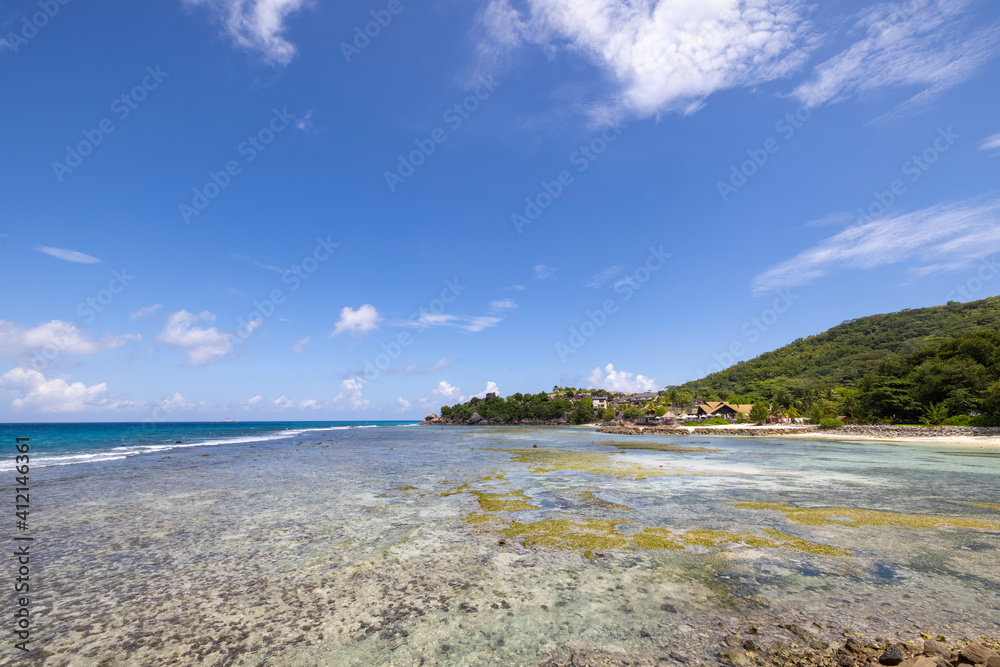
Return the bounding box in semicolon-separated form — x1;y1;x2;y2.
669;423;1000;449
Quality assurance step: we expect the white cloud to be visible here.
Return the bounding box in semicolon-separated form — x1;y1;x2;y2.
587;363;657;393
157;310;233;365
0;320;139;359
299;398;320;409
980;132;1000;153
802;212;854;228
533;264;556;280
183;0;310;66
477;0;813;118
291;336;311;354
433;380;465;402
34;246;101;264
474;381;500;399
397;396;411;411
242;395;263;409
489;299;518;311
332;377;369;410
752;195;1000;294
332;304;381;336
794;0;1000;116
130;304;163;320
584;265;625;288
274;395;293;409
0;368;110;412
161;393;194;411
404;313;502;333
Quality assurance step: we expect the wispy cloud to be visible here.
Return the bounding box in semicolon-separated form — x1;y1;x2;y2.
183;0;310;66
130;304;163;320
584;265;626;288
402;358;454;375
794;0;1000;121
533;264;556;280
802;212;854;229
752;194;1000;295
291;336;311;354
34;246;101;264
980;132;1000;153
404;313;502;333
475;0;813;119
489;298;518;312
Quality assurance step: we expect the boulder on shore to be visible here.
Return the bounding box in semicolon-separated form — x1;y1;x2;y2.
468;412;483;424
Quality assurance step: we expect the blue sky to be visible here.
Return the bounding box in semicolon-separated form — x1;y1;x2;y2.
2;0;1000;421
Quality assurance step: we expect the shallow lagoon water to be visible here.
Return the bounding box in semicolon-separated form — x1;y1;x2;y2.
6;425;1000;666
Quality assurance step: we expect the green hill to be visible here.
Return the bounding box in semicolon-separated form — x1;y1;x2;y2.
679;296;1000;405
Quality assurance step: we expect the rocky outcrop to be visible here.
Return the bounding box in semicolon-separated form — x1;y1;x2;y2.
836;425;1000;438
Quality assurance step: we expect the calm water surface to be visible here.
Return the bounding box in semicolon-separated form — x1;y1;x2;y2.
2;423;998;666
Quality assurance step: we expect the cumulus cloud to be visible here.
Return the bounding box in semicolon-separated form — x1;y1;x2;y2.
433;380;465;402
752;195;1000;294
299;398;320;409
477;0;813;118
291;336;311;354
242;395;263;409
34;246;101;264
587;363;657;393
130;304;163;320
161;393;194;411
332;305;381;337
157;310;234;365
397;396;411;411
474;381;500;399
794;0;1000;118
183;0;311;66
274;395;293;409
0;368;111;412
332;378;369;410
0;320;139;360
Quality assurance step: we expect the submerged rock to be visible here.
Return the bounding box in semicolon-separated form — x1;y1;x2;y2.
923;640;949;657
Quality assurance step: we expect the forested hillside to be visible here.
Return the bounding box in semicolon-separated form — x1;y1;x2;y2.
680;297;1000;399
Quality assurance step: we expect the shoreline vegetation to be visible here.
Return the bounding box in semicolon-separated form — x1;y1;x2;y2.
424;297;1000;449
